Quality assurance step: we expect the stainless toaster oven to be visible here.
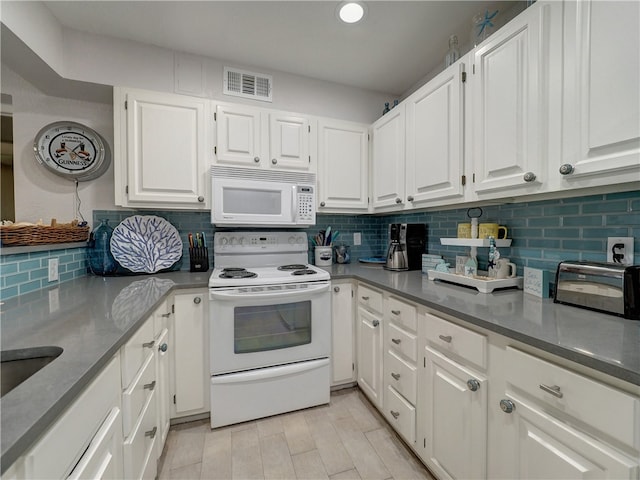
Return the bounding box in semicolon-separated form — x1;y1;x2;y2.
554;261;640;319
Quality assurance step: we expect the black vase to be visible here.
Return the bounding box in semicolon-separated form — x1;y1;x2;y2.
88;219;118;275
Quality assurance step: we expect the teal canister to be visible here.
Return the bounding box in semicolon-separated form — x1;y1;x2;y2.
88;219;118;275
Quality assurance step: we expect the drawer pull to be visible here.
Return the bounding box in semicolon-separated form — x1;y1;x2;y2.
539;384;563;399
500;399;515;414
391;372;401;381
391;310;401;315
372;319;380;327
143;380;156;391
161;312;171;318
193;297;202;304
361;296;370;300
391;338;401;345
142;340;155;349
145;426;158;438
390;410;400;419
466;379;480;392
438;334;452;343
334;286;340;293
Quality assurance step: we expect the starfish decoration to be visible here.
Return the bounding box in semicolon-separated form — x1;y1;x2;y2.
478;9;499;36
487;258;497;270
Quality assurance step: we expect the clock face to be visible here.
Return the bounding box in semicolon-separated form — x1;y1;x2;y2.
34;121;110;181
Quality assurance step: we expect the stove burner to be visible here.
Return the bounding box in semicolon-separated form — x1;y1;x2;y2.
219;269;258;279
292;269;317;276
277;264;308;271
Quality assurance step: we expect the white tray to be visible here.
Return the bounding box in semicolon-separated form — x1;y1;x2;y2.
427;269;523;293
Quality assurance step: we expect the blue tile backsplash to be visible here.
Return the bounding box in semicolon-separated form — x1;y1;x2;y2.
1;190;638;301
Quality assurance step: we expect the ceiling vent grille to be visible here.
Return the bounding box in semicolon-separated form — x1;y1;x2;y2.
223;67;272;102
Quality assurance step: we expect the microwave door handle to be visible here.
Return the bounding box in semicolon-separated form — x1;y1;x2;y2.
210;283;330;301
291;186;298;222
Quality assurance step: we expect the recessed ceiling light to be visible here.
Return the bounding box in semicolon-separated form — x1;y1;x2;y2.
338;2;365;24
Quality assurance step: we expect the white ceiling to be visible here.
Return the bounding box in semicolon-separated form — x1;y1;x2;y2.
42;1;518;96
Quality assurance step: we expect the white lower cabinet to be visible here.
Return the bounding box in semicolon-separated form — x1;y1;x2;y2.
15;355;123;480
356;284;384;408
331;280;356;387
171;289;210;418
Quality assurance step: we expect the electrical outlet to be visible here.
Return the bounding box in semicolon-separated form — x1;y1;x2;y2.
48;258;59;282
607;237;634;265
353;232;362;246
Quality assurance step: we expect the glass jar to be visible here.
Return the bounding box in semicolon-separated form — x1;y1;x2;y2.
445;35;460;68
88;219;118;275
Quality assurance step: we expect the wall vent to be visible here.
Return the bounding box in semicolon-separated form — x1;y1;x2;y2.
223;67;272;102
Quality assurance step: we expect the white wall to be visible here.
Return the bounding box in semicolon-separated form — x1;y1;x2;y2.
2;66;115;224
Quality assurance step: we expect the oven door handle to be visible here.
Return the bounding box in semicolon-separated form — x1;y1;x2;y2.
209;282;330;301
211;357;330;384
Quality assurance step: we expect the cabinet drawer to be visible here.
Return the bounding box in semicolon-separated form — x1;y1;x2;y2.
506;347;640;450
386;322;418;363
386;296;417;332
384;385;416;444
121;319;155;388
384;349;417;404
424;312;487;369
122;353;156;439
123;390;158;480
358;284;383;313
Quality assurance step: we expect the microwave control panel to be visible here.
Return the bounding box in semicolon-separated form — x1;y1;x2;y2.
296;186;315;224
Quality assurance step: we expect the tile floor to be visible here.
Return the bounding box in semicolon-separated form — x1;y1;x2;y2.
158;388;435;480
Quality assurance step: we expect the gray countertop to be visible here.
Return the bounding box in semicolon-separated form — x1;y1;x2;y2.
1;267;639;472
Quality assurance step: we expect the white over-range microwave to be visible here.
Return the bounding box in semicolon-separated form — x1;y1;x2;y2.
211;166;316;227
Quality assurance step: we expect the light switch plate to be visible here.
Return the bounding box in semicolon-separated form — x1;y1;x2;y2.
353;232;362;246
48;258;59;282
607;237;634;265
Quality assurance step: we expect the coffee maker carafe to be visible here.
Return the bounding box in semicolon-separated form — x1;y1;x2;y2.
384;223;427;271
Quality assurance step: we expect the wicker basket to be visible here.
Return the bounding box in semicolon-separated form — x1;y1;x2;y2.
0;225;90;246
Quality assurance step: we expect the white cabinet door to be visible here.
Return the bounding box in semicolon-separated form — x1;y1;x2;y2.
559;0;640;188
171;290;209;417
317;119;369;211
470;3;552;197
121;88;210;208
494;393;638;479
372;105;405;209
405;60;466;206
357;307;383;408
215;103;262;166
268;113;310;170
154;327;170;458
331;281;355;386
418;346;487;480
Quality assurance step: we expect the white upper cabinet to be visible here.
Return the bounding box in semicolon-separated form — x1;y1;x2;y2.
557;0;640;188
215;104;312;171
317;119;369;211
114;88;211;209
372;104;406;209
405;60;466;206
469;2;559;198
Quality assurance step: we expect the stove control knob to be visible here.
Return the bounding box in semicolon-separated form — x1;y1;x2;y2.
220;237;228;246
289;236;296;244
230;237;238;245
298;235;306;244
238;237;246;246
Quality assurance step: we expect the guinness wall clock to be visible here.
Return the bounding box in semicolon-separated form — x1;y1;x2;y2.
34;121;111;181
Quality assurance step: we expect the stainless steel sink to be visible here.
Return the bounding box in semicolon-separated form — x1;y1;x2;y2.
1;346;63;397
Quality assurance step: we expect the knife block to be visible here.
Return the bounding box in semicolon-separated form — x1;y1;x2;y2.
189;247;209;272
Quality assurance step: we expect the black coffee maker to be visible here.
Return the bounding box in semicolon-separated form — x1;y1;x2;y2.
384;223;427;271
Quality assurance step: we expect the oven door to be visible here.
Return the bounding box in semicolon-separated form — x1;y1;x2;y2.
209;281;331;374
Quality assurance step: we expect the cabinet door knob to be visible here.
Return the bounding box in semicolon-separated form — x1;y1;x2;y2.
254;156;260;163
395;197;402;204
272;158;278;164
390;410;400;419
523;172;537;182
142;340;155;349
320;201;326;207
334;286;340;293
438;334;452;343
559;164;574;175
467;379;480;391
158;343;168;353
143;380;156;391
407;196;414;202
372;319;380;327
500;399;516;414
391;338;401;345
539;383;563;398
391;372;400;380
145;426;158;438
194;297;202;304
197;196;205;203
